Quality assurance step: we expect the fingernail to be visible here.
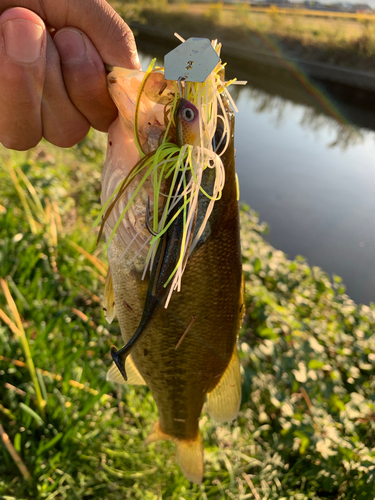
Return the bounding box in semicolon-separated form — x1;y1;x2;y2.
54;30;86;63
3;19;44;63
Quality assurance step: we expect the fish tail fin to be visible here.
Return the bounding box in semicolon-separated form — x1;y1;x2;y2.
207;347;241;423
175;433;204;484
144;420;204;484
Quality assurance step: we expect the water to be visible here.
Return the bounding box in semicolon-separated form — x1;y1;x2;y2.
138;42;375;304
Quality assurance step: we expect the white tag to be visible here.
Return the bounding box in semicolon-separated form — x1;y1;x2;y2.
164;38;221;83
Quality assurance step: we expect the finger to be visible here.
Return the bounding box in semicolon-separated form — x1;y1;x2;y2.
0;0;140;69
54;28;117;133
0;7;46;150
41;30;90;147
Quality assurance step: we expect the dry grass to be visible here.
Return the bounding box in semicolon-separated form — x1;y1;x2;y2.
120;1;375;71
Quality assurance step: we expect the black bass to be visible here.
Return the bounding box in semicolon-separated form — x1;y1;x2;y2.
101;60;243;484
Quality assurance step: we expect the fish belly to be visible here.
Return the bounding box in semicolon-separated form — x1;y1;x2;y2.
107;193;242;442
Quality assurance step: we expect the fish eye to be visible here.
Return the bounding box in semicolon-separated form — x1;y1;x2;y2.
182;107;195;122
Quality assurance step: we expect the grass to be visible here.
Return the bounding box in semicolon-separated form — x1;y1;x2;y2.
0;132;375;499
116;1;375;72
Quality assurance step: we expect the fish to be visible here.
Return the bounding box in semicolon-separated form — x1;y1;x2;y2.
101;65;244;484
110;97;201;382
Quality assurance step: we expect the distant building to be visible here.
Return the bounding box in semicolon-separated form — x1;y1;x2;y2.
355;3;372;11
303;1;334;10
251;0;373;12
267;0;293;5
302;0;372;12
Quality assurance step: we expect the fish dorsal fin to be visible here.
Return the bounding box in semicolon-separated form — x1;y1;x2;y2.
106;356;146;385
145;420;204;484
207;347;241;423
103;268;116;324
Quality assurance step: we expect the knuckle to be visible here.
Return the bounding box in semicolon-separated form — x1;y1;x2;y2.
0;134;41;151
60;61;106;103
106;13;139;67
44;122;90;148
121;25;136;48
121;26;139;60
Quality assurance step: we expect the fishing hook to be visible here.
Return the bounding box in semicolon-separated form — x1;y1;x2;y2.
177;76;187;99
146;197;160;237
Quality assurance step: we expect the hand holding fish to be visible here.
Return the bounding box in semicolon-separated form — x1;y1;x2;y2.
0;0;140;151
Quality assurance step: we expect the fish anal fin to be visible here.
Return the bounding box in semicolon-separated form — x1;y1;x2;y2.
145;420;204;484
106;356;146;385
176;433;204;484
103;268;116;324
144;420;173;445
207;347;241;424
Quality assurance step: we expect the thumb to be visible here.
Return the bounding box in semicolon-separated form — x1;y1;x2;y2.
0;7;46;150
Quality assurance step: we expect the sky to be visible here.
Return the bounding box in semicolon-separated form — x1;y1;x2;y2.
287;0;375;7
317;0;375;5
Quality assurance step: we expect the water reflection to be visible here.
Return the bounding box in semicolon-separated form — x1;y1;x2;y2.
234;80;375;305
232;85;363;150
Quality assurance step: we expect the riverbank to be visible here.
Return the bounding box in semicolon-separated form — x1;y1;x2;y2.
0;133;375;498
113;2;375;91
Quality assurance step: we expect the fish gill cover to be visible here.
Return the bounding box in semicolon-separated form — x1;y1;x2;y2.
94;36;244;307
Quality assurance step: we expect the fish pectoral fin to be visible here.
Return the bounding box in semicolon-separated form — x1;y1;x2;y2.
144;420;204;484
106;356;147;385
125;355;147;385
207;347;242;424
106;363;125;384
103;268;116;324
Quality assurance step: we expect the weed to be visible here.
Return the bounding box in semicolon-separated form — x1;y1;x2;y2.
0;137;374;498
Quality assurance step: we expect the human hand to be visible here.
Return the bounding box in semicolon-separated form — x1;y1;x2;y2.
0;0;140;150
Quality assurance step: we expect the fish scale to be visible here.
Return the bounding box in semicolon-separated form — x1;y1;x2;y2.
102;65;243;482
